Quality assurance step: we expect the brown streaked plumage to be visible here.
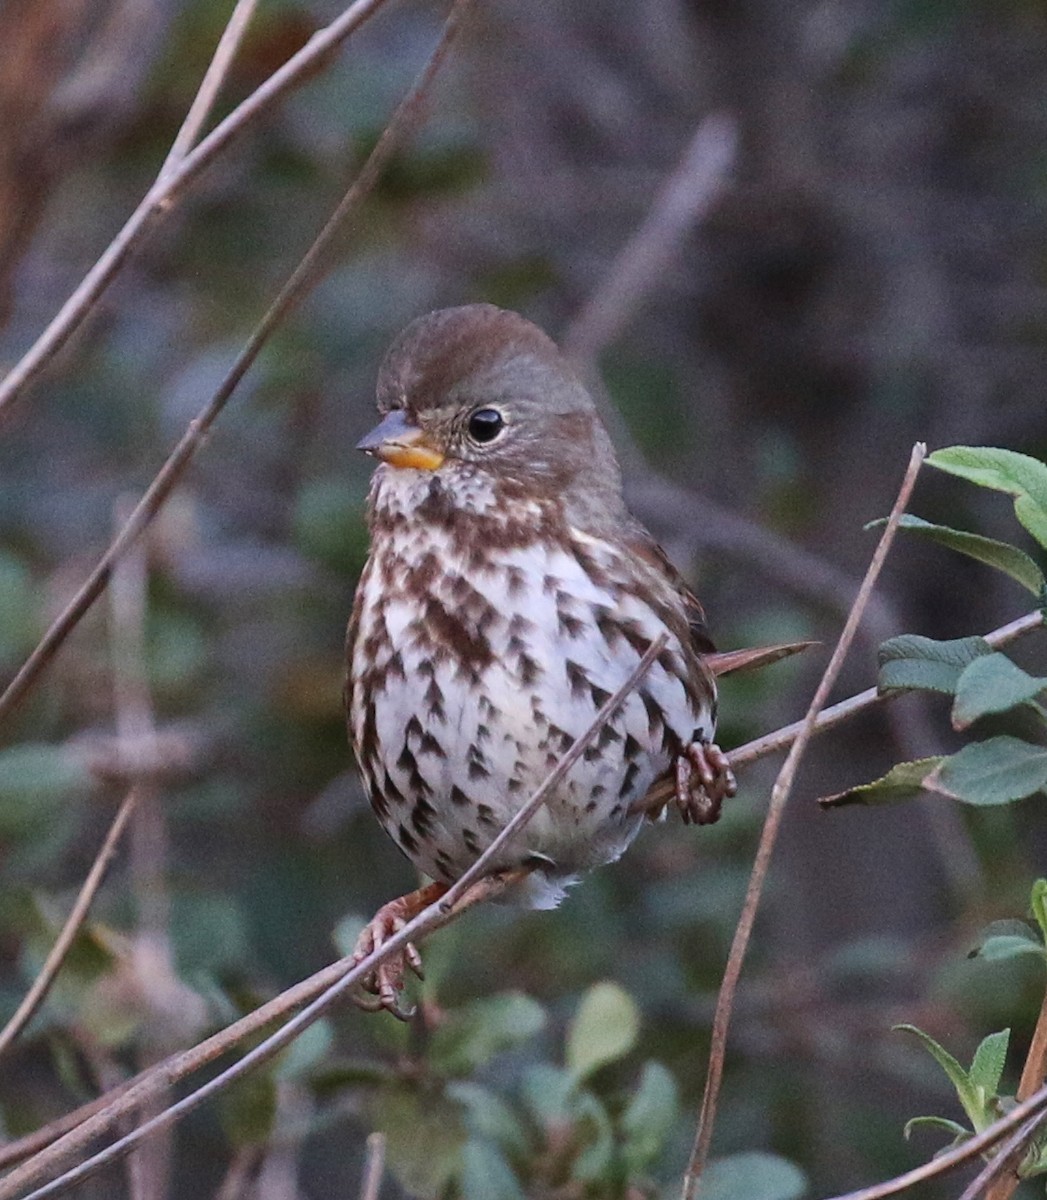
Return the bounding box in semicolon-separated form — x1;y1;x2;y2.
346;304;739;1016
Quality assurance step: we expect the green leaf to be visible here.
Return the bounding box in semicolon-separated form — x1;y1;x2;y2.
819;758;944;809
459;1139;526;1200
929;737;1047;806
520;1064;577;1126
697;1152;807;1200
969;1029;1010;1098
1032;879;1047;945
621;1062;679;1174
951;654;1047;730
894;1024;982;1128
903;1115;970;1142
448;1083;531;1160
969;919;1045;963
929;447;1047;551
878;635;993;696
429;992;545;1076
368;1083;466;1196
566;982;640;1079
571;1089;616;1182
876;514;1046;595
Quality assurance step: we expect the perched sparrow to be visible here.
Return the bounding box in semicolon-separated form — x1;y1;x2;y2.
346;304;763;1014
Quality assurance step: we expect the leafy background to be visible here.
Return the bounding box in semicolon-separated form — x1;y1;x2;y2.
1;0;1047;1196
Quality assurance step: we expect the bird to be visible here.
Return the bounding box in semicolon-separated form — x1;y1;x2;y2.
345;304;797;1016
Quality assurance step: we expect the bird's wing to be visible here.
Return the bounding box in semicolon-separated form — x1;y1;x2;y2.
622;526;717;656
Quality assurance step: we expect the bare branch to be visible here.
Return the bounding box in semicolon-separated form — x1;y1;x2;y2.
0;790;137;1060
681;443;928;1200
0;0;469;728
983;982;1047;1200
0;0;394;420
562;112;737;368
960;1108;1047;1200
359;1133;386;1200
159;0;259;177
822;1083;1047;1200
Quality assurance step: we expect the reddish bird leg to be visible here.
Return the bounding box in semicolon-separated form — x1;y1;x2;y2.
675;741;736;826
352;868;533;1020
352;881;448;1020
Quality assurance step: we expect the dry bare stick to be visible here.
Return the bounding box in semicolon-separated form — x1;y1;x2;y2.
1;635;666;1200
108;496;176;1200
0;0;396;421
159;0;259;177
982;982;1047;1200
822;1081;1047;1200
359;1133;386;1200
0;0;469;729
960;1108;1047;1200
680;443;928;1200
0;790;138;1060
562;113;737;367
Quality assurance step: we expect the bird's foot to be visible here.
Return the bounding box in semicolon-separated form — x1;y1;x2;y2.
675;741;736;826
351;881;448;1021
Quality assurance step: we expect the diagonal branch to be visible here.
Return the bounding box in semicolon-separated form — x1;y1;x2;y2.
159;0;259;177
0;0;469;727
822;1082;1047;1200
680;443;928;1200
0;0;395;420
0;790;138;1060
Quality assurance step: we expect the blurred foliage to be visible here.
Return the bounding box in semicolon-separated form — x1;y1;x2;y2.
1;0;1047;1197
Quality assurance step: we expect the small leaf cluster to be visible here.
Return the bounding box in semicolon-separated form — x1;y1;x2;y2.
895;880;1047;1184
323;982;680;1198
826;446;1047;811
303;979;806;1199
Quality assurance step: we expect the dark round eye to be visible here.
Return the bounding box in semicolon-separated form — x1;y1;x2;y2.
467;407;505;444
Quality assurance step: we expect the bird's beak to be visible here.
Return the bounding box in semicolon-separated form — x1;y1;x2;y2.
356;410;445;471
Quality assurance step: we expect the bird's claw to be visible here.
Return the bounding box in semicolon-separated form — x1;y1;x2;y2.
675;741;736;825
351;897;430;1021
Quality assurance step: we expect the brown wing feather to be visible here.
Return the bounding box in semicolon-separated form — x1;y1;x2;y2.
623;526;716;656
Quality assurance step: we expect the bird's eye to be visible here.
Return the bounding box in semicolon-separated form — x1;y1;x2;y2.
467;407;506;444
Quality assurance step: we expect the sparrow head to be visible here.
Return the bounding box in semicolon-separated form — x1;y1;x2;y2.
358;305;624;521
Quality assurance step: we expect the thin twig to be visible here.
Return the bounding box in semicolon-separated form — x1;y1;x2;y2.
822;1082;1047;1200
0;0;393;420
0;606;663;1200
359;1132;386;1200
0;790;138;1060
960;1109;1047;1200
562;113;737;368
159;0;259;177
681;443;928;1200
983;980;1047;1200
0;0;467;728
109;495;174;1200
